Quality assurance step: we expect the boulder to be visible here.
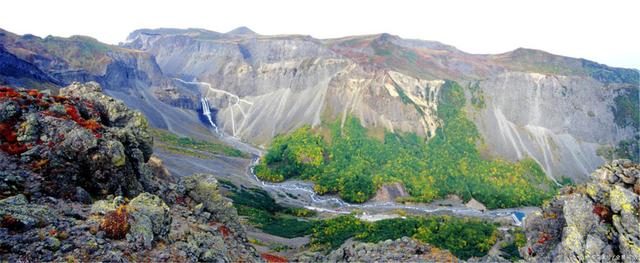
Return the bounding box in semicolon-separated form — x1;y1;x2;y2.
524;160;640;262
181;173;241;233
0;194;57;231
127;193;171;248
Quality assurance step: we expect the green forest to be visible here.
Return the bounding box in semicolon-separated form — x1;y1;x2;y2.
310;215;498;260
255;80;557;208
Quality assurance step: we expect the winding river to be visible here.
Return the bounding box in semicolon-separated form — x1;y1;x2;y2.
245;156;536;221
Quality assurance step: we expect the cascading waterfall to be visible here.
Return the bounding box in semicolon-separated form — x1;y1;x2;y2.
174;78;253;138
200;97;219;134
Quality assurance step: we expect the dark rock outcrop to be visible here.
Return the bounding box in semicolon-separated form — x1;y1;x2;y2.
523;159;640;262
0;82;152;200
0;83;262;262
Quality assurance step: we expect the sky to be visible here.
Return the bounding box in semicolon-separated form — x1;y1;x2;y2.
1;0;638;69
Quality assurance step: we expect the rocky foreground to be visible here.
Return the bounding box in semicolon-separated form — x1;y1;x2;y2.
524;159;640;262
0;83;261;262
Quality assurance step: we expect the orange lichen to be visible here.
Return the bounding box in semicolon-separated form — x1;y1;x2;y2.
260;253;288;263
32;159;49;170
542;212;557;219
100;205;129;239
64;104;102;133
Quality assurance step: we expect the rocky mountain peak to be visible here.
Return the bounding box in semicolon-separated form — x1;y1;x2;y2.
226;26;257;35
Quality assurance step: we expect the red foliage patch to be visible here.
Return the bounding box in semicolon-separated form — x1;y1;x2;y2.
0;122;28;155
592;204;612;223
261;253;288;263
0;86;22;99
64;104;102;133
174;196;187;206
218;225;230;238
0;123;17;142
537;233;551;244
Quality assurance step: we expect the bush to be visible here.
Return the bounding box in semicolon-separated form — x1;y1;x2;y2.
100;205;129;239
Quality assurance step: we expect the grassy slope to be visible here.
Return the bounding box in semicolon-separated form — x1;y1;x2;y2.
151;128;248;158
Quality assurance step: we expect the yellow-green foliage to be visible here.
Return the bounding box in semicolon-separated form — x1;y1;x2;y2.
257;80;557;208
513;228;527;247
255;126;325;182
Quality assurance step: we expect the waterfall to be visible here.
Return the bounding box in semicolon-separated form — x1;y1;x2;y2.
201;97;219;134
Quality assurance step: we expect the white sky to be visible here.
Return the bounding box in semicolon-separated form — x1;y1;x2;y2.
2;0;638;69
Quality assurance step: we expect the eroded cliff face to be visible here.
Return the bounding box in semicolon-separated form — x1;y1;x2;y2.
474;72;636;182
126;29;447;144
2;27;636;183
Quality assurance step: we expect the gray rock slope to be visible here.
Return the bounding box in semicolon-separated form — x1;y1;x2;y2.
475;72;636;183
123;28;638;182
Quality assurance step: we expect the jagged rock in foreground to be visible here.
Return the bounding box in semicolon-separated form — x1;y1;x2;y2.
0;82;154;200
524;159;640;262
0;83;262;262
296;237;460;262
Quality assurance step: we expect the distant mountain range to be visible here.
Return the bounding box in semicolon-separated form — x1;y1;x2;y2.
0;26;638;183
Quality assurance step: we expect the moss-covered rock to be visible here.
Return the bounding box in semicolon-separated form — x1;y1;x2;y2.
127;193;171;248
0;194;57;231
